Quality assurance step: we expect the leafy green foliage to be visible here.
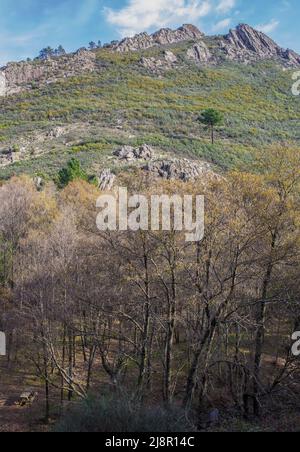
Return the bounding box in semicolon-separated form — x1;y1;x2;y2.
57;158;89;188
200;108;224;127
199;108;224;144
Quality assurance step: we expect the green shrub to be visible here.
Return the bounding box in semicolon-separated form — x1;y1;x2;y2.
57;158;89;188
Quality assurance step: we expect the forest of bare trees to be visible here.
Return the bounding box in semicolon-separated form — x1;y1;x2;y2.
0;145;300;431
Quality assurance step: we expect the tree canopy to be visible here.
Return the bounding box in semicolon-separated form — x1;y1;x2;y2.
199;108;224;144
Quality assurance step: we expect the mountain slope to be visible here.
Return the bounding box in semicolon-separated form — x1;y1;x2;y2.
1;24;299;97
0;24;299;181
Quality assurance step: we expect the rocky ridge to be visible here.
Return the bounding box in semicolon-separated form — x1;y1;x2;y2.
112;24;204;52
0;48;97;96
112;23;300;68
1;24;299;97
221;24;300;66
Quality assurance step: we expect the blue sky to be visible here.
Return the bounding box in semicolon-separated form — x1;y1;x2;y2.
0;0;299;66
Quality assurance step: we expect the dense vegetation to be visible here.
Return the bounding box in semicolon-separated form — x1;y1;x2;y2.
0;44;299;181
0;145;300;432
0;41;300;432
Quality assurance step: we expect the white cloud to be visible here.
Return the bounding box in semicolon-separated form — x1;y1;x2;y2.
216;0;236;14
256;19;280;34
104;0;212;37
212;18;231;32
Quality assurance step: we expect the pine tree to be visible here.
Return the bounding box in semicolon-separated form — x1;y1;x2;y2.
89;41;97;50
199;109;224;145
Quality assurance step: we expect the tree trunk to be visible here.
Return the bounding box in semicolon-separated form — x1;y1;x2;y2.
163;267;177;406
137;253;151;397
253;232;276;416
68;329;73;401
60;325;66;407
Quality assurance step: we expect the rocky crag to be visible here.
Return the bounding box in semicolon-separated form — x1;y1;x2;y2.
221;24;300;66
0;48;96;96
111;23;300;68
1;24;299;97
112;24;204;52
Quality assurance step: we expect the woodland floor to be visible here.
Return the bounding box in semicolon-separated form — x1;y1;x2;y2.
1;353;300;432
0;360;48;432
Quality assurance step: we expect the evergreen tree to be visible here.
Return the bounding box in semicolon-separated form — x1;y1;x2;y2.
58;158;88;188
199;109;224;145
39;46;55;60
89;41;97;50
55;45;66;56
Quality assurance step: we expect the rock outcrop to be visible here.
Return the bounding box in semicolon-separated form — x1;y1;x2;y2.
0;72;6;96
113;145;218;182
0;149;14;166
226;24;281;56
45;127;68;139
33;176;44;191
143;158;214;182
164;50;178;64
222;24;300;66
112;22;300;67
98;169;116;191
113;24;204;52
187;42;214;64
114;144;154;161
281;49;300;66
0;147;26;166
0;48;97;96
141;50;177;72
0;124;78;167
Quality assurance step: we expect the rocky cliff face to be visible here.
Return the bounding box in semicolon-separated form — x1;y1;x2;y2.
226;24;281;55
221;24;300;66
0;49;97;96
187;42;214;64
113;24;204;52
113;22;300;68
